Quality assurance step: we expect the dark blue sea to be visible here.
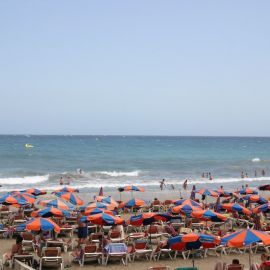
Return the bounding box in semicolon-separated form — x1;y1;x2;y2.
0;135;270;193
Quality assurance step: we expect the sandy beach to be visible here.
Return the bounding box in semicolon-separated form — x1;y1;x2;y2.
1;187;270;270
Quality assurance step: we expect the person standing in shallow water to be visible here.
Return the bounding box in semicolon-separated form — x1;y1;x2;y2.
159;179;166;190
183;179;188;190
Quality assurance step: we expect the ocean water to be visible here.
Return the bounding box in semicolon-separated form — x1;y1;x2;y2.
0;135;270;193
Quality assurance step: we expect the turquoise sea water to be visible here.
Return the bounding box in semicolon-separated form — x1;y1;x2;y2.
0;135;270;193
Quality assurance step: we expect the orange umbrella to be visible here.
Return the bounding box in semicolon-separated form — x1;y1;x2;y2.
119;198;146;208
82;213;124;226
95;196;118;208
55;192;84;206
16;217;60;233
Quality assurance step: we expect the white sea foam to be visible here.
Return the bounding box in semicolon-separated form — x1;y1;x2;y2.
96;170;140;177
0;175;49;185
252;157;261;162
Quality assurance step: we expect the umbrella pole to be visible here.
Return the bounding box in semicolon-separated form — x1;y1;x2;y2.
101;228;104;265
192;249;195;268
249;245;252;267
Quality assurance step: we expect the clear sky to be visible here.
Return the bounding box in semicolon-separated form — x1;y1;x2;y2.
0;1;269;136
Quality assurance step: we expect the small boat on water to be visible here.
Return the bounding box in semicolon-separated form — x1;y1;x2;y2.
25;144;34;148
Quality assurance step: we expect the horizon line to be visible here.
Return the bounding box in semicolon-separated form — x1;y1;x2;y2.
0;134;270;138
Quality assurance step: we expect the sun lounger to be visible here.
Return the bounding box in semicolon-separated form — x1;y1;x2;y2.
148;267;171;270
89;232;102;243
151;242;173;261
175;267;198;270
104;243;128;265
45;239;70;253
108;230;125;243
127;232;145;244
224;264;244;270
132;240;153;261
11;254;34;268
59;227;74;238
22;232;35;251
171;242;190;259
80;244;102;266
147;225;162;243
39;247;63;270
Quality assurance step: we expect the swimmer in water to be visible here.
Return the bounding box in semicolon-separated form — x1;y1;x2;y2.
59;177;64;185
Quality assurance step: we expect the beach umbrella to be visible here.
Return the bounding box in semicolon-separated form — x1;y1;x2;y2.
119;198;146;209
259;184;270;191
222;229;270;266
21;188;47;196
31;207;70;218
171;204;202;216
16;217;60;233
123;185;145;192
168;233;220;267
174;199;201;207
196;189;219;197
127;212;156;226
0;194;28;205
37;198;74;210
253;203;270;214
85;208;114;216
221;203;251;215
55;192;84;206
127;212;172;227
85;202;115;211
53;187;79;193
237;188;258;195
81;213;124;226
12;192;36;204
242;195;267;205
120;185;145;199
215;189;232;198
191;210;227;222
95;196;118;208
221;228;270;247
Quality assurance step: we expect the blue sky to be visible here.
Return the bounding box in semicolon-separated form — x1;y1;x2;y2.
0;1;269;136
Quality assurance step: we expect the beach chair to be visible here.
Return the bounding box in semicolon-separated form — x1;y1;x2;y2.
254;242;270;253
224;264;244;270
163;200;173;211
151;241;173;261
22;232;35;251
104;243;128;266
132;240;153;261
171;242;190;259
127;232;145;244
80;244;102;266
89;232;102;243
0;224;7;239
202;242;227;257
147;225;162;243
10;254;34;268
148;267;171;270
175;268;198;270
39;247;63;270
108;230;125;243
180;227;193;234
